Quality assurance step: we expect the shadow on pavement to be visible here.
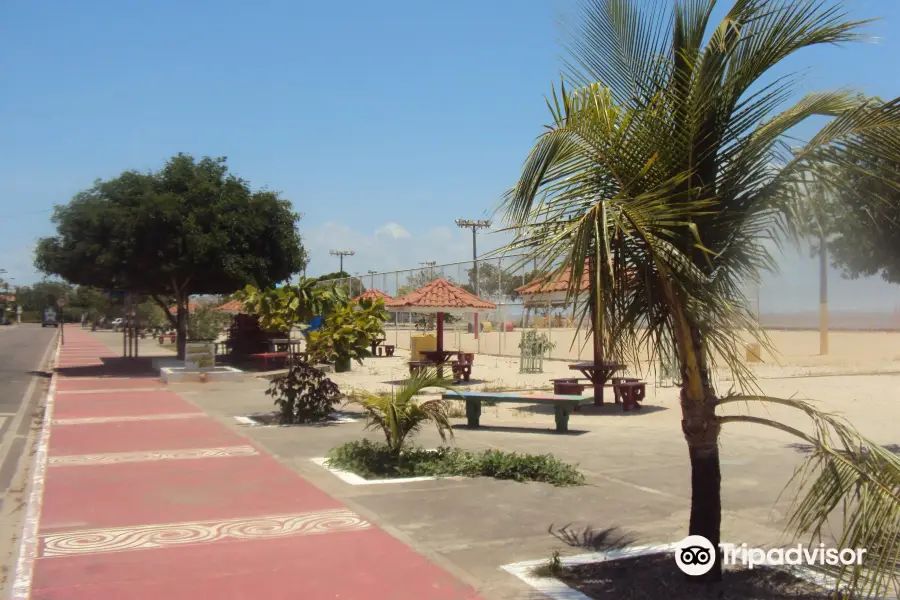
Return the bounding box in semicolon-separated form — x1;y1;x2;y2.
451;424;590;436
515;403;669;417
54;357;159;379
548;524;639;551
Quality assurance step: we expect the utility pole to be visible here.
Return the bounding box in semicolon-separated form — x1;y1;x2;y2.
329;249;355;274
455;219;491;339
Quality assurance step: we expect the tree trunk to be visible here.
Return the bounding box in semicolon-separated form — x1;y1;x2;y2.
176;297;187;360
681;373;722;583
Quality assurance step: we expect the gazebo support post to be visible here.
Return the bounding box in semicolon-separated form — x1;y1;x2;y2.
437;312;444;353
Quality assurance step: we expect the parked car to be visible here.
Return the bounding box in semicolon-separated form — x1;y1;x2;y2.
42;308;59;328
111;318;124;331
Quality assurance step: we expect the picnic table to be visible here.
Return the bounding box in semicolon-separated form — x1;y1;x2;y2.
568;361;627;405
442;390;592;433
370;338;395;357
265;339;307;366
410;350;473;381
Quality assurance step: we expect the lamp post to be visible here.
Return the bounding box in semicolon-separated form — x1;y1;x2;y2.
329;249;355;274
367;270;378;292
419;261;436;280
455;219;491;339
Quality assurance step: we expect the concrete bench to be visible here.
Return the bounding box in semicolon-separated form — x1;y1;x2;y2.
442;391;592;433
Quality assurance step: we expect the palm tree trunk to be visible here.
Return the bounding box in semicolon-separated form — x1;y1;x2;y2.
682;392;722;582
679;327;723;583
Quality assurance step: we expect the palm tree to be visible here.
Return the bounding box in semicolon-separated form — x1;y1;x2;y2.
496;0;900;594
352;370;457;456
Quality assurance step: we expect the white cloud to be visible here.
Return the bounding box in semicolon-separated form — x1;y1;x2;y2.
374;222;411;240
300;221;513;279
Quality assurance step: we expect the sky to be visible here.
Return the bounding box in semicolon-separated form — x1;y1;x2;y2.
2;0;900;313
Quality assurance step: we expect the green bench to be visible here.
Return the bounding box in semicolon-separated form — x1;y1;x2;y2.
442;391;593;433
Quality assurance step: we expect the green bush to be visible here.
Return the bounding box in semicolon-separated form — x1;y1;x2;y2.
21;311;41;323
265;361;341;424
325;439;585;486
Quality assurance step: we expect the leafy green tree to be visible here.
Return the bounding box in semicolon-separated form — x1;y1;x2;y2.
396;269;437;297
498;0;900;593
315;271;367;297
806;149;900;284
186;305;232;340
14;280;74;311
35;153;307;358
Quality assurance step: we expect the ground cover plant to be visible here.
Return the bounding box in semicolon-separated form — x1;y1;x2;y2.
325;439;585;487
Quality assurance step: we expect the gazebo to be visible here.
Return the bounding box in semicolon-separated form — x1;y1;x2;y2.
387;278;496;356
515;266;590;327
351;289;393;304
515;265;638;327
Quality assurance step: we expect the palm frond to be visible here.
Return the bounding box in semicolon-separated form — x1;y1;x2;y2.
350;370;457;453
718;395;900;598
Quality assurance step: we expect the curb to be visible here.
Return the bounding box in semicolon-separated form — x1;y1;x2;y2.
11;335;61;600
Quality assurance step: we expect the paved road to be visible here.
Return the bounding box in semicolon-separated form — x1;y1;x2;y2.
0;324;57;502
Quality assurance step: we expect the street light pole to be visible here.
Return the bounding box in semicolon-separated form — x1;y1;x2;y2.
455;219;491;339
329;249;355;274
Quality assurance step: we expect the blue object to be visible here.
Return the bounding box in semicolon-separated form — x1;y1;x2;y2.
307;316;324;332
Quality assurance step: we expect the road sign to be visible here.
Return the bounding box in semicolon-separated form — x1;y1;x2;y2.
56;298;67;308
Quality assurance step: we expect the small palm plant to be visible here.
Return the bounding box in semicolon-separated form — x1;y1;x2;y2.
352;369;458;457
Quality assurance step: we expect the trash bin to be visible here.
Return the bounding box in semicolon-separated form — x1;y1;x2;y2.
410;334;436;361
746;343;762;363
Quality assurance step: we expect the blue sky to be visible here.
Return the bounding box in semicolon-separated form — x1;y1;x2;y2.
2;0;900;313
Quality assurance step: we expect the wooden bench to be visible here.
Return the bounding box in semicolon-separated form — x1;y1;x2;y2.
250;352;289;370
613;380;645;411
553;376;646;412
374;344;396;357
442;391;591;433
450;360;472;382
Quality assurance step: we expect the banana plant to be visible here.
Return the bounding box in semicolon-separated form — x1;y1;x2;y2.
236;277;348;334
307;298;389;365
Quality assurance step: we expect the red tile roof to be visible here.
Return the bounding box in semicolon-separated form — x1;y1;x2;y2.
351;289;393;303
515;266;590;295
215;299;244;313
168;301;202;314
515;265;638;295
388;278;496;310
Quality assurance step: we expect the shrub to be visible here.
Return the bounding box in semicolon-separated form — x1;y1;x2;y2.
325;440;585;486
265;361;340;424
351;369;456;455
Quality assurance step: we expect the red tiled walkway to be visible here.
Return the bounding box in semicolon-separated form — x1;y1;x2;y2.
22;329;481;600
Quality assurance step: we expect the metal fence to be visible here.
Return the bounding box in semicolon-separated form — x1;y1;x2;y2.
315;256;675;367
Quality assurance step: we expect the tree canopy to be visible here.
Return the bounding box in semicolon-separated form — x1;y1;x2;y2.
812;150;900;284
35;153;307;356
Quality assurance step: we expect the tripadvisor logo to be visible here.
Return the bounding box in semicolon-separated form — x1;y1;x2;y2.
674;536;867;575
